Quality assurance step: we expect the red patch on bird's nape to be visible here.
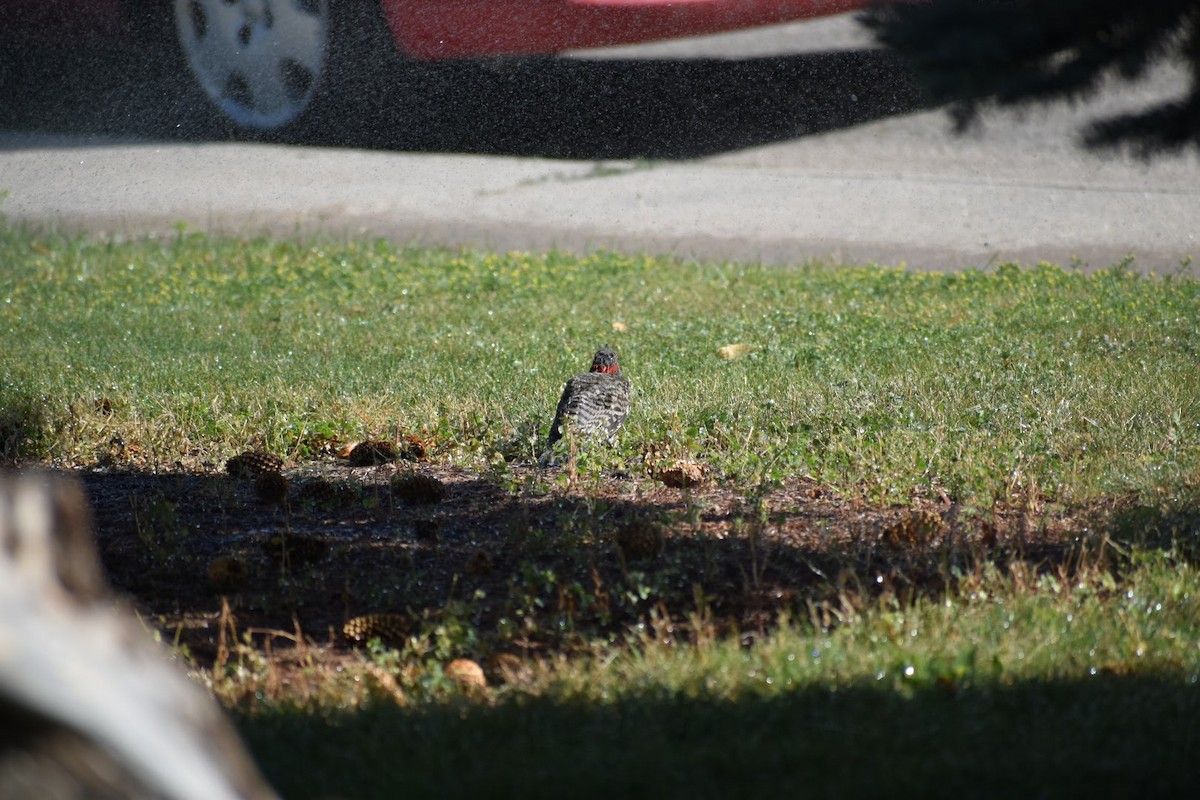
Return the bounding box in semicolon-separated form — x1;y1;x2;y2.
592;363;620;375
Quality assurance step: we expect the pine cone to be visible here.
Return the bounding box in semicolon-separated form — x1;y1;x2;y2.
347;439;399;467
296;478;358;509
397;434;427;461
466;548;493;576
207;555;247;593
391;473;446;505
655;460;705;488
445;659;487;689
263;534;329;566
487;652;534;685
616;520;664;561
225;450;283;478
254;471;288;505
412;518;441;543
883;509;948;545
343;613;412;645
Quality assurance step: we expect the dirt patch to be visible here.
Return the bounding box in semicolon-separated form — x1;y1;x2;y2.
69;454;1121;674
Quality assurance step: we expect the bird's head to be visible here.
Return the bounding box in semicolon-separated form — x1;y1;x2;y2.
590;345;621;375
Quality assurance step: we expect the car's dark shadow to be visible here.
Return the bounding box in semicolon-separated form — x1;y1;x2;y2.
0;39;925;159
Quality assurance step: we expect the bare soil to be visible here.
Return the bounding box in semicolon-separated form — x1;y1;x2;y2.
74;454;1115;676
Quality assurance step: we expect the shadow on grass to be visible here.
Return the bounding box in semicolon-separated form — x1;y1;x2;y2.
0;394;46;465
238;673;1198;799
0;39;924;159
70;462;1155;664
81;465;883;654
1109;489;1200;562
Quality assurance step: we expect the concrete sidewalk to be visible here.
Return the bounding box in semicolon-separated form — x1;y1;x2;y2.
2;123;1197;273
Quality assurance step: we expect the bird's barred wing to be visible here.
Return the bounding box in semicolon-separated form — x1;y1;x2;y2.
560;373;631;439
595;374;632;435
546;377;580;446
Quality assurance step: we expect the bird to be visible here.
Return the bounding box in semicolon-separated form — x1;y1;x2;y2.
0;473;278;800
540;345;632;466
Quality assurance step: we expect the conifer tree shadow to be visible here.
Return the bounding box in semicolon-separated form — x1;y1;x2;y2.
0;394;46;465
71;463;1121;664
240;673;1200;799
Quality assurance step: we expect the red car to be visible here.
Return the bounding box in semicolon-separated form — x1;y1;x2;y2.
7;0;866;131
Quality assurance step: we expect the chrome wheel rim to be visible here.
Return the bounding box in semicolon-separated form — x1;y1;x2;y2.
174;0;329;130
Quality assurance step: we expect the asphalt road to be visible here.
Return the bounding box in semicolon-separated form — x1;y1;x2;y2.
1;15;1198;272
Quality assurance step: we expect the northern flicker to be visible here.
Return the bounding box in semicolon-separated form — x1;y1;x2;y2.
540;345;632;465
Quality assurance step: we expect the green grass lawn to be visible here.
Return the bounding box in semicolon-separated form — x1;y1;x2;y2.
3;223;1200;797
3;225;1198;504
